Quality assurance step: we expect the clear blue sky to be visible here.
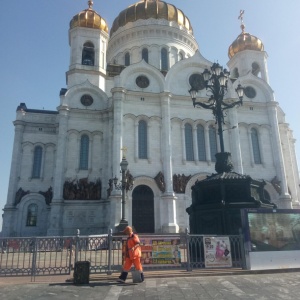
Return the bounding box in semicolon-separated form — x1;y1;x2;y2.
0;0;299;230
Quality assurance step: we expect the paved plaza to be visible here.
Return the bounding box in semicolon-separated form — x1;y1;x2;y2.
0;270;299;300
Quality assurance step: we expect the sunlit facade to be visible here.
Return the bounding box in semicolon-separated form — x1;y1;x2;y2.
2;1;299;237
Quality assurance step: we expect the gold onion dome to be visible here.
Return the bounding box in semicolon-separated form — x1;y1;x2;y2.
110;0;193;36
70;1;109;33
228;12;264;59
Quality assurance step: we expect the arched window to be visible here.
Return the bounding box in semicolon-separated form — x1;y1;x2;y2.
209;126;217;162
179;52;184;61
161;48;169;71
82;42;95;66
185;124;194;161
26;204;38;227
252;62;261;77
32;146;42;178
138;120;147;159
142;48;148;63
197;125;206;161
232;67;239;79
79;135;89;170
251;128;261;164
125;52;130;66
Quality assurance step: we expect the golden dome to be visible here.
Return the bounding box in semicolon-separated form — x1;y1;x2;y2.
228;32;264;59
70;1;109;33
110;0;193;36
228;13;264;59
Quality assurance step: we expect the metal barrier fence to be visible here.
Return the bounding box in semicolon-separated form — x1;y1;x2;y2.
187;235;246;270
0;231;245;279
0;236;74;278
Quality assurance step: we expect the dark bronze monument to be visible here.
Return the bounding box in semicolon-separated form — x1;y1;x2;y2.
186;152;276;235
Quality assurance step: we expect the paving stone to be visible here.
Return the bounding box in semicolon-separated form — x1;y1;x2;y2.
1;271;300;299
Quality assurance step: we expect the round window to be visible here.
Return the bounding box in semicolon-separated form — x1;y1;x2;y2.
244;86;256;99
80;94;94;106
189;73;205;90
136;75;150;88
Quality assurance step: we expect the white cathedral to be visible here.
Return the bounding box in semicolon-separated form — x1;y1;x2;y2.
2;0;300;237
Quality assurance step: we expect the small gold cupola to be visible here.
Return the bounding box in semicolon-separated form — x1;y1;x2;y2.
228;10;264;59
70;0;109;33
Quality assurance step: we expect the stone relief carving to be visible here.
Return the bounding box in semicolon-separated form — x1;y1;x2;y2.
63;178;102;200
39;187;53;205
271;176;281;195
173;174;192;194
154;172;165;193
125;170;134;192
15;187;30;205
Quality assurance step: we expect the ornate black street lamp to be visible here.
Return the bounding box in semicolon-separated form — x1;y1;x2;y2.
113;155;134;231
189;62;244;154
186;62;277;237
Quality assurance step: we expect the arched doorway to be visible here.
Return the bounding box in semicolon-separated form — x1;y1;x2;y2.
132;185;155;233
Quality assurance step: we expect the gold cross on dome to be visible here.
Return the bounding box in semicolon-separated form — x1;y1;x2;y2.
238;10;245;33
238;10;245;22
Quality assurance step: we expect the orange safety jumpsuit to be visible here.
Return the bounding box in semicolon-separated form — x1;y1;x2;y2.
123;233;143;272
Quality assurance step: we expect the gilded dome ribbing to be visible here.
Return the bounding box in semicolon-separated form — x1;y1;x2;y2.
228;32;264;59
70;1;109;33
228;13;264;59
110;0;193;36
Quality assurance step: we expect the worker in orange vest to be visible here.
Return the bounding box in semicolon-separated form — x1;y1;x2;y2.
117;226;144;283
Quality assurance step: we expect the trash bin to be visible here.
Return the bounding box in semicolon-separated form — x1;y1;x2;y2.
131;270;142;283
73;261;90;284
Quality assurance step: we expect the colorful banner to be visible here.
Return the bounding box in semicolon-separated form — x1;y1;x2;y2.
204;236;232;268
122;237;182;266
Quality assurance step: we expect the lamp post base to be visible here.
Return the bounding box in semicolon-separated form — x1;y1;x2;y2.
117;219;129;233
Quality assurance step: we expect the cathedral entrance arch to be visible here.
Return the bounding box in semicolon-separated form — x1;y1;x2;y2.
132;185;154;233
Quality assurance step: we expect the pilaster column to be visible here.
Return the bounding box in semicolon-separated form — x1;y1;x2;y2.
48;106;69;236
247;128;255;167
257;129;266;167
193;125;198;164
160;93;175;195
147;122;152;163
28;148;34;180
111;88;125;183
160;92;178;233
267;102;292;208
88;136;93;173
6;120;25;207
150;45;160;69
76;136;80;173
40;145;45;181
109;88;125;231
52;107;69;201
181;124;186;164
228;108;243;173
134;121;138;162
204;125;211;165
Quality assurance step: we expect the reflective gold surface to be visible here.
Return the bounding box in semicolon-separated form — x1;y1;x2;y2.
111;0;193;36
228;32;264;59
70;7;108;33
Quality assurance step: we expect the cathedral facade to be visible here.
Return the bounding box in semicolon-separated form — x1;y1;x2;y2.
2;1;300;237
